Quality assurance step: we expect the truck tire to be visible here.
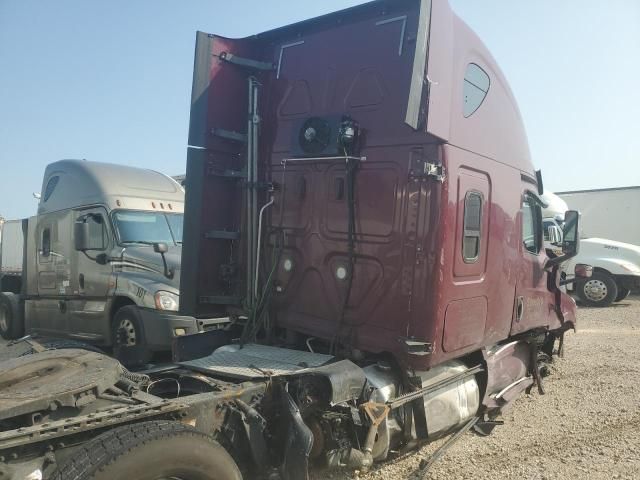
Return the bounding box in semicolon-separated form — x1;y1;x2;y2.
615;286;631;302
0;292;24;340
51;420;242;480
112;305;145;348
112;305;152;367
577;271;618;307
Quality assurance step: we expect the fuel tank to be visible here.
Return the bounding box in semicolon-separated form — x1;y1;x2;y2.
364;359;480;460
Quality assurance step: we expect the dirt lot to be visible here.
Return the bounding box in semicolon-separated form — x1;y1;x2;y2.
323;296;640;480
1;298;639;480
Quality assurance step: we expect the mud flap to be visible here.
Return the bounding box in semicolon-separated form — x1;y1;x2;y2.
281;389;313;480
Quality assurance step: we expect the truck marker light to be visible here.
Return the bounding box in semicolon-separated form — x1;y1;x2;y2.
283;258;294;272
336;266;348;281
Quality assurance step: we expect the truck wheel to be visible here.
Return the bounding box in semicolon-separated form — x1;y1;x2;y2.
51;420;243;480
0;292;24;340
615;286;631;302
577;271;618;307
112;305;144;348
111;305;152;367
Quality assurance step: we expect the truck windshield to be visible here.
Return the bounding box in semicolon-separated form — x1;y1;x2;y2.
113;211;183;246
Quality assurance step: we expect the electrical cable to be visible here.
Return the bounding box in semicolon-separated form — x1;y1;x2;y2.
330;150;359;355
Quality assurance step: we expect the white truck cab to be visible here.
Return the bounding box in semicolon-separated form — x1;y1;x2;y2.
542;193;640;307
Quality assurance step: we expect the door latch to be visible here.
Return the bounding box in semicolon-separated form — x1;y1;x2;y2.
515;296;524;323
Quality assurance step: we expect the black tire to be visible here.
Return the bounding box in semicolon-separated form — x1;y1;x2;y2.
112;305;145;347
51;420;242;480
111;305;151;367
0;292;24;340
615;286;631;302
577;271;618;307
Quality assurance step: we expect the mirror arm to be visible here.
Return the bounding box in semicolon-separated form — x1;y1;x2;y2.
544;248;578;271
559;277;578;287
159;252;174;279
81;250;110;264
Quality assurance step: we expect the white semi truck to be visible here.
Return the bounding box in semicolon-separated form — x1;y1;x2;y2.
542;192;640;307
557;186;640;246
0;160;227;363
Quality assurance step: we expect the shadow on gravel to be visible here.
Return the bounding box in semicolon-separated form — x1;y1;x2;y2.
576;302;632;309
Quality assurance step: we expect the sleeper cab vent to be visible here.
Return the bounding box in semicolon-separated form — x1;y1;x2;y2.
292;115;360;158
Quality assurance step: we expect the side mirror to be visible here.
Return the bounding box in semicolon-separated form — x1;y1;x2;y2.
575;264;593;278
547;225;562;245
153;242;169;254
74;222;90;251
153;242;173;279
562;210;580;257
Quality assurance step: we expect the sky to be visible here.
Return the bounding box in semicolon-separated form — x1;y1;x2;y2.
0;0;639;219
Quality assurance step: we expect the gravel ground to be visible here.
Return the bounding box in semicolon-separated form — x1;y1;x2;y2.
314;296;640;480
2;297;639;479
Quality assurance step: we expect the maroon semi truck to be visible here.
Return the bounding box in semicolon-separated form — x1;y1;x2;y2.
0;1;588;479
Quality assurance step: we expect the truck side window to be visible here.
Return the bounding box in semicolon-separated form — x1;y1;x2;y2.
522;196;541;254
463;63;490;117
41;228;51;257
86;214;108;250
43;176;60;202
463;191;483;262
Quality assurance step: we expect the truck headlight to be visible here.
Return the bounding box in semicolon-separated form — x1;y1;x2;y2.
154;291;179;311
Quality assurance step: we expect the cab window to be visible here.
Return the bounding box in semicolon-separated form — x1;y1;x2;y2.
463;191;483;262
463;63;490;117
86;214;108;250
522;195;542;254
41;228;51;257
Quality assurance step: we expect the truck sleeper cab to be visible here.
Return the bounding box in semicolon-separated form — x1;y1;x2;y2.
0;160;226;362
0;1;585;479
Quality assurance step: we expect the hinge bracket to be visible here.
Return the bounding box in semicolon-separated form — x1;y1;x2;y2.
219;52;275;71
409;160;446;182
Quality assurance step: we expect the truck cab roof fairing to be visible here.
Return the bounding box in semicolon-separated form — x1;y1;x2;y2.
38;160;185;215
426;0;534;173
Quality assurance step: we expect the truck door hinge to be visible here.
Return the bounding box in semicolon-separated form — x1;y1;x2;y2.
218;52;275;71
409;160;445;182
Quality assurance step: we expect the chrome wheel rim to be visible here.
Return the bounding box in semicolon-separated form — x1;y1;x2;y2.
118;318;137;346
584;279;608;302
0;305;8;332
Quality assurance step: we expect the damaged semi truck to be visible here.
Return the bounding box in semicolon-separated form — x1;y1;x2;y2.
0;1;588;479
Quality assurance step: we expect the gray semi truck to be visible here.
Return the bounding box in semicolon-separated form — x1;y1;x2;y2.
0;160;227;361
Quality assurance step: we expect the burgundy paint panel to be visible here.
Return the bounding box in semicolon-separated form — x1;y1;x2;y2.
510;188;558;336
442;296;487;352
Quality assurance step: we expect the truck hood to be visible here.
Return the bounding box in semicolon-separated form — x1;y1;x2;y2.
118;245;182;288
582;238;640;254
574;238;640;275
